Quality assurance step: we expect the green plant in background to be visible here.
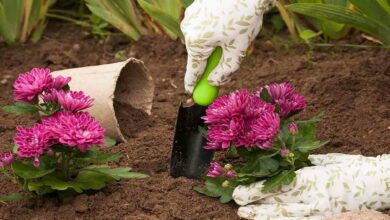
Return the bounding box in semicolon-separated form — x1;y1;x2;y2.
138;0;184;40
84;0;184;41
85;0;146;41
0;0;55;45
276;0;351;43
287;0;390;46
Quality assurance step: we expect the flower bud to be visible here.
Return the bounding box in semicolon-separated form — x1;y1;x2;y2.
207;162;224;178
288;122;299;135
288;152;295;158
224;163;233;171
0;152;14;166
225;170;236;178
280;147;289;157
222;180;230;188
33;158;40;167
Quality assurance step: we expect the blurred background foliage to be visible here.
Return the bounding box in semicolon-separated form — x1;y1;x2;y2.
0;0;389;47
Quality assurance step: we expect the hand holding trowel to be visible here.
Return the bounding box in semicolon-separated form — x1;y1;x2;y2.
170;0;275;179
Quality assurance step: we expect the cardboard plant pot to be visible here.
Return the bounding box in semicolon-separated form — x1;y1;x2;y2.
52;58;154;142
327;211;390;220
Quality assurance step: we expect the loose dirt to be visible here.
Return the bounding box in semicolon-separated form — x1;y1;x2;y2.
0;23;389;219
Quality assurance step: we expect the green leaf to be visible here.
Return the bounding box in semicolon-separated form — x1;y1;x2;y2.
296;140;329;153
83;166;149;180
193;185;220;197
378;0;390;15
262;170;296;193
295;111;324;124
103;138;116;148
28;174;83;193
348;0;390;25
259;89;272;103
286;3;390;45
2;102;38;115
85;0;145;41
299;29;322;40
0;192;23;202
138;0;184;40
180;0;193;8
238;157;279;178
12;160;55;179
195;178;235;203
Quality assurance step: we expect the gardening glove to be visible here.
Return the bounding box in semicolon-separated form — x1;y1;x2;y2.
232;153;390;220
181;0;275;94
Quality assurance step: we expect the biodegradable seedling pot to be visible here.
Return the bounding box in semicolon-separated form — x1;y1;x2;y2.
327;211;390;220
52;58;154;142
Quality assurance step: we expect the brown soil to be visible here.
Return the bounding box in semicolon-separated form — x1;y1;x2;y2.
0;23;389;219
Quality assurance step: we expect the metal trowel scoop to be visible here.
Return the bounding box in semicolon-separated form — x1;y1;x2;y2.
169;47;223;179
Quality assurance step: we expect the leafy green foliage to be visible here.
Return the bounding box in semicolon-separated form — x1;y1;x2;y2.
85;0;146;41
138;0;184;40
195;112;326;203
262;170;296;193
194;177;236;203
276;0;351;42
12;160;55;179
0;0;55;45
11;140;148;196
2;102;39;115
287;2;390;45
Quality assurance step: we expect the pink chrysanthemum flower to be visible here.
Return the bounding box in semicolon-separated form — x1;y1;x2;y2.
236;111;280;149
0;152;14;167
257;83;307;117
57;90;94;112
207;162;224;178
14;124;53;167
43;111;105;152
41;89;58;102
13;68;53;101
203;90;280;150
50;75;71;90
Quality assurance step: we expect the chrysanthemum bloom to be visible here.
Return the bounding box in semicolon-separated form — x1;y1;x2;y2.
257;83;307;117
50;75;71;90
203;90;279;150
288;122;299;135
225;170;236;178
13;68;53;101
0;152;14;167
57;90;94;112
207;162;224;178
43;111;105;152
41;89;58;102
14;124;53;167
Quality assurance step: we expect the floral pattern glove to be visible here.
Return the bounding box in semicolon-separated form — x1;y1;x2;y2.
181;0;275;93
232;153;390;220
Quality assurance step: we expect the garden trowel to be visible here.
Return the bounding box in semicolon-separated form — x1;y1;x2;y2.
170;47;223;179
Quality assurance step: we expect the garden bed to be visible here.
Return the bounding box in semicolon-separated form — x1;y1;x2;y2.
0;23;389;219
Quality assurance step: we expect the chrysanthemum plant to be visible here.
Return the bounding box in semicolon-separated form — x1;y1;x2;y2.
194;83;328;203
0;68;148;201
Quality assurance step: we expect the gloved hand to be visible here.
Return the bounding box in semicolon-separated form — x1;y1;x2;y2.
181;0;275;94
232;154;390;220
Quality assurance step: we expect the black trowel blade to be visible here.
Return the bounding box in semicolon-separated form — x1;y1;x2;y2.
169;103;214;179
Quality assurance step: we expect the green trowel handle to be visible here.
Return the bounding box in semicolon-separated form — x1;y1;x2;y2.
192;47;223;106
